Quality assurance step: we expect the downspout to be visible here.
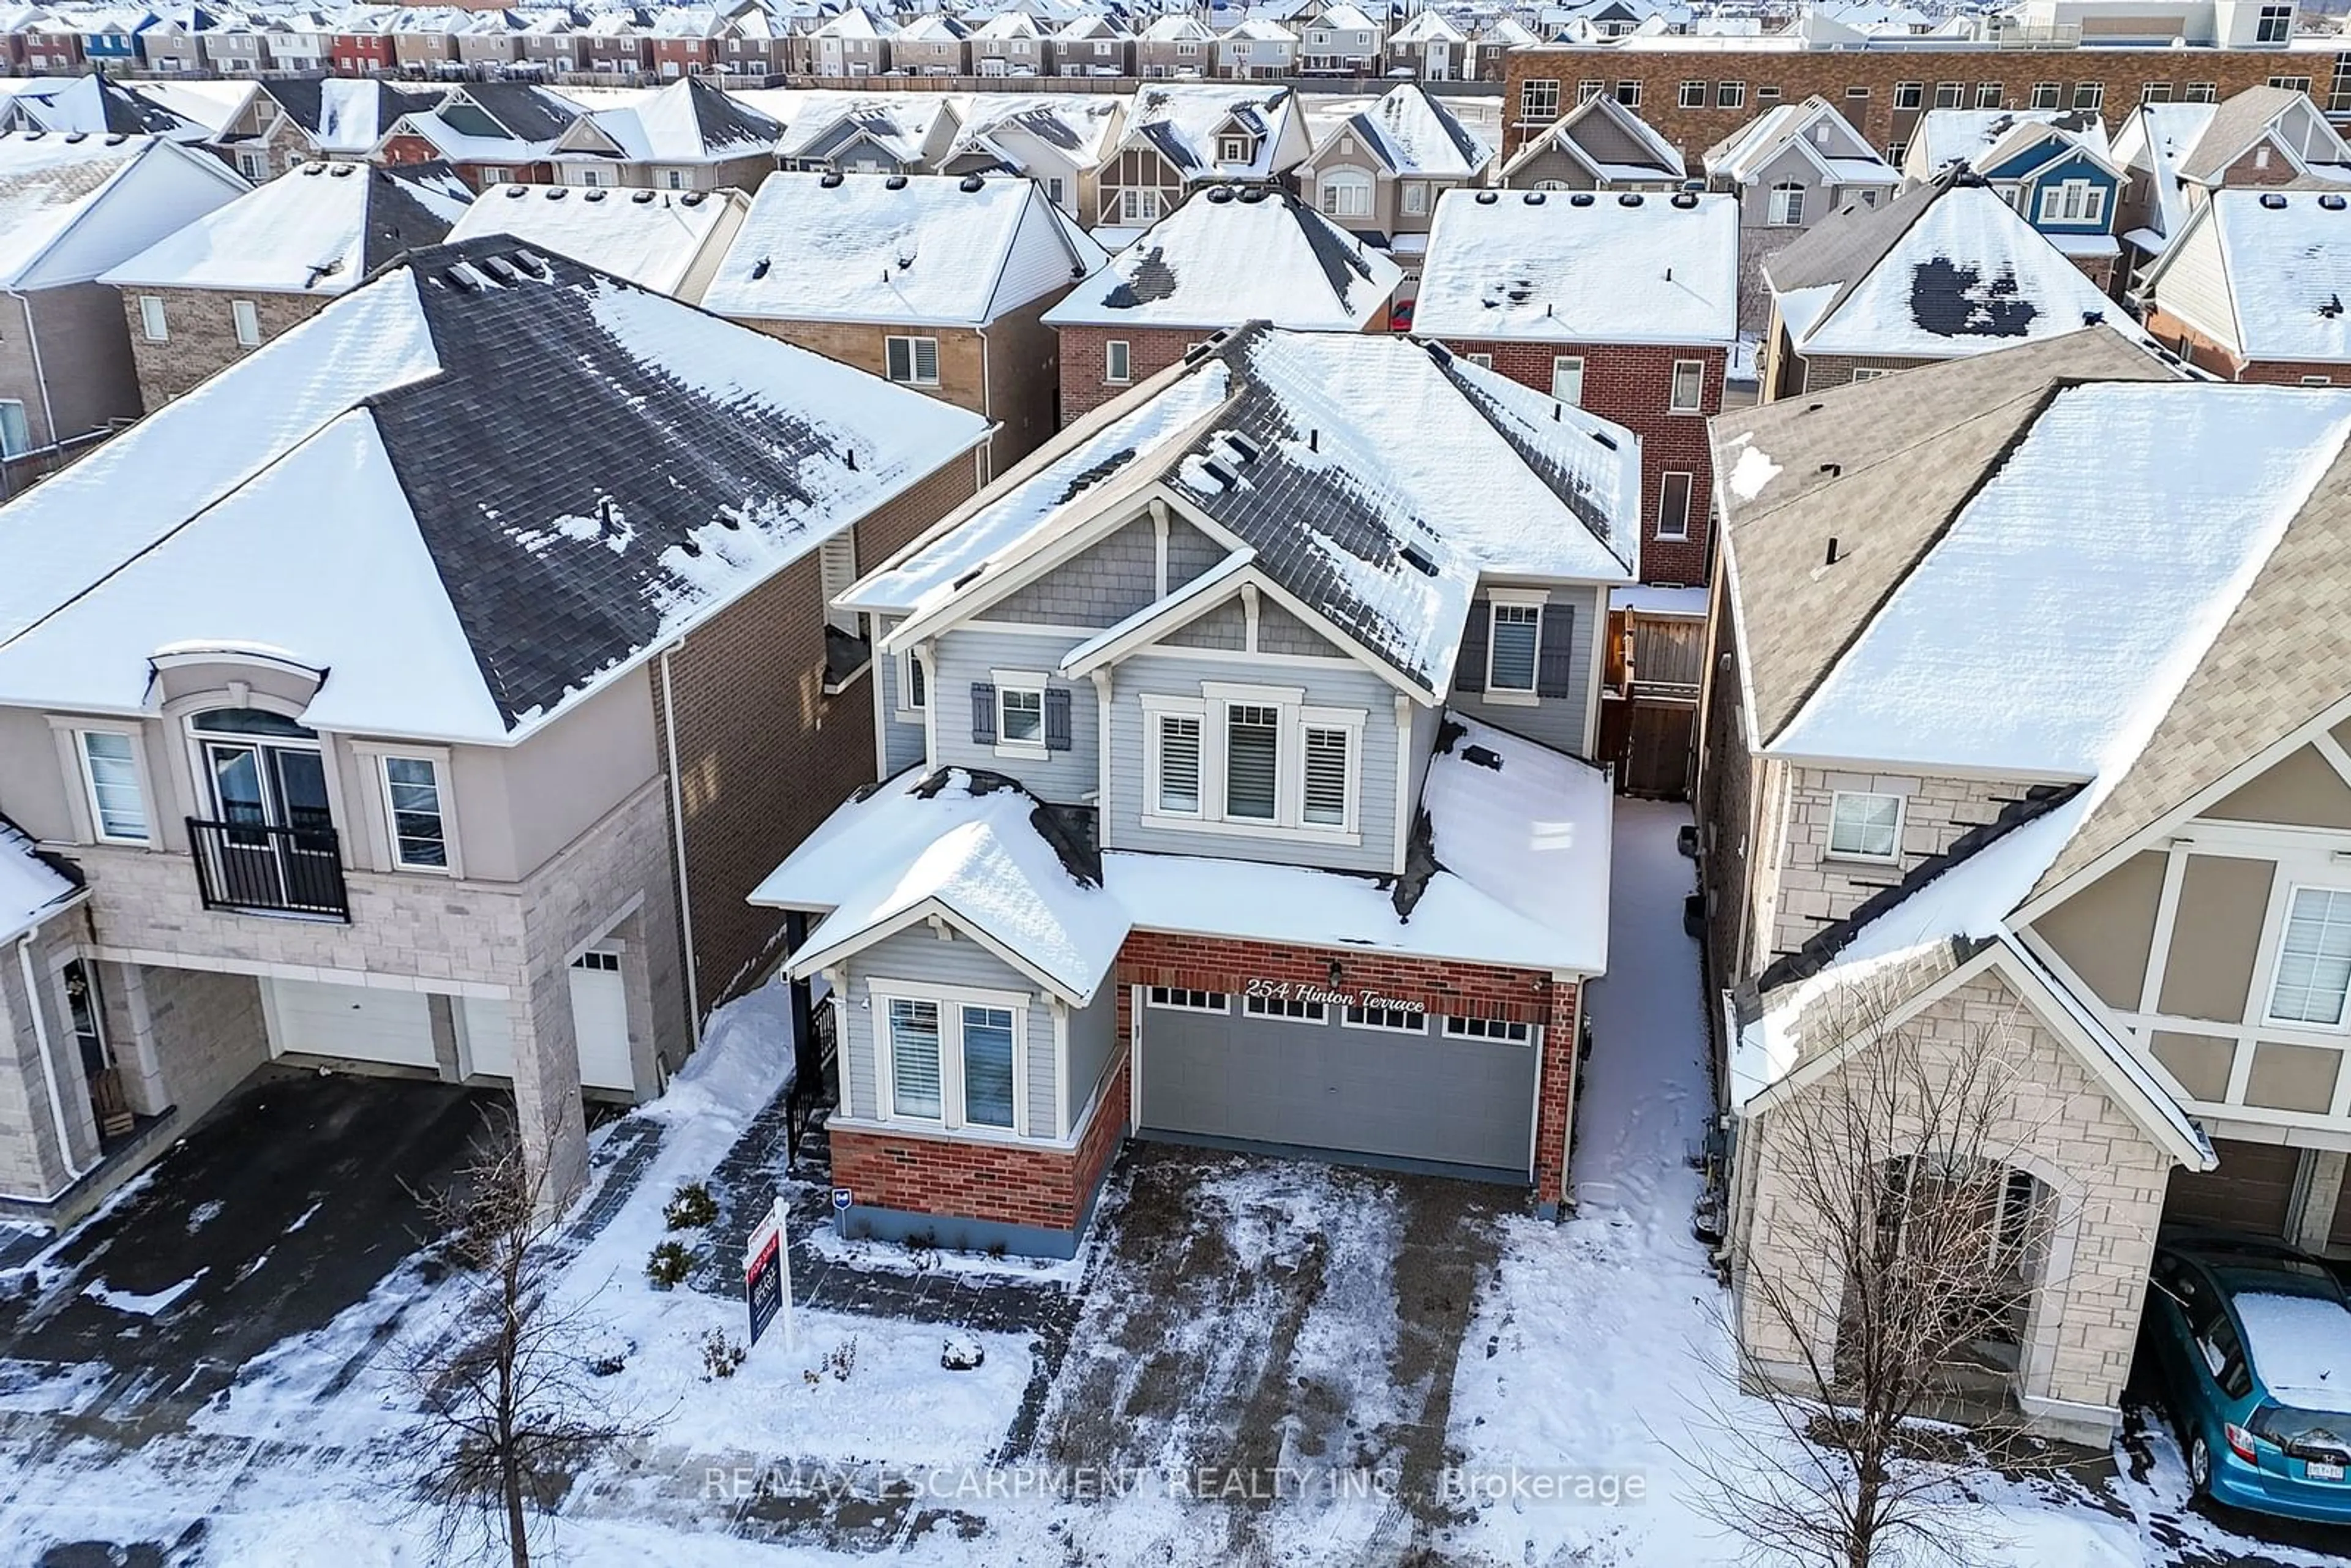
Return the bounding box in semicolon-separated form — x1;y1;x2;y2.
659;643;703;1051
18;932;89;1193
977;323;995;484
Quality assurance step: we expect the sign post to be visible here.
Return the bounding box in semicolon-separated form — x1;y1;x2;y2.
831;1185;852;1239
743;1194;793;1353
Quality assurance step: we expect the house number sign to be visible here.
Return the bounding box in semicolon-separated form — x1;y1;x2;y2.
1243;978;1425;1014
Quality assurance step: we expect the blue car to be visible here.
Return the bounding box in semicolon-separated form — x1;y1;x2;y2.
2143;1234;2351;1524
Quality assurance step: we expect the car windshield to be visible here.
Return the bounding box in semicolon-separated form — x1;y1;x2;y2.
2233;1290;2351;1418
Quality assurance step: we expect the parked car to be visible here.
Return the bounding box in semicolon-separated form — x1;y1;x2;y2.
2143;1232;2351;1523
1389;299;1414;333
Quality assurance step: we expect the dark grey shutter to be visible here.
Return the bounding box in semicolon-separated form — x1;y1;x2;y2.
970;682;997;744
1456;599;1490;693
1043;688;1073;751
1536;604;1577;698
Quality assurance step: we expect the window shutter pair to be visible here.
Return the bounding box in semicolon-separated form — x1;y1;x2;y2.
1457;599;1490;692
1536;604;1577;699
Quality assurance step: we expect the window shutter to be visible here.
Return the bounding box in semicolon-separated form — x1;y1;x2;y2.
1043;687;1073;751
970;681;997;743
1457;599;1490;692
1536;604;1577;698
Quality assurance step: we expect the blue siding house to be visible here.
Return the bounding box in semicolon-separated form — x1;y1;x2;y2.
79;12;155;70
1974;121;2126;288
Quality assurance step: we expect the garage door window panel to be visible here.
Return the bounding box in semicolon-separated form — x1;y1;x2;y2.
1444;1015;1532;1043
1346;1003;1427;1034
1244;994;1327;1022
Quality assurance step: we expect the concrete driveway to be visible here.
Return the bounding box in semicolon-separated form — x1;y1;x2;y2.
0;1068;503;1435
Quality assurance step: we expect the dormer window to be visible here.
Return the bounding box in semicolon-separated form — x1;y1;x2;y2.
1219;134;1251;163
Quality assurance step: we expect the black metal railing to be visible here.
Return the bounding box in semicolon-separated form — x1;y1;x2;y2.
187;817;350;920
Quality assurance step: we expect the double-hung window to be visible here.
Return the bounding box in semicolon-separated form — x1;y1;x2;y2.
2269;888;2351;1028
1828;790;1902;861
961;1005;1016;1128
897;648;927;716
1224;703;1281;820
885;334;940;386
1302;726;1349;826
1105;339;1131;384
1487;602;1540;693
1000;681;1044;748
1120;187;1161;223
1153;711;1202;814
1550;355;1584;405
1401;181;1428;217
1670;359;1706;413
1145;685;1363;839
1767;181;1805;227
2038;179;2105;225
1678;78;1706;109
380;754;450;871
77;730;149;844
886;998;943;1119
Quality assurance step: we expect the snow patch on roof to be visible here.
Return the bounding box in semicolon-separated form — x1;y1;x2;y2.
1044;188;1397;332
447;184;729;297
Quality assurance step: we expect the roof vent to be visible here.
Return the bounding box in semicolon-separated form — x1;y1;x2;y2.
1818;462;1840;477
2261;192;2289;209
2325;194;2350;211
329;163;354;177
1239;185;1269;203
676;535;703;558
547;186;567;200
23;130;42;140
103;132;126;146
479;255;522;285
1618;192;1644;207
1207;184;1235;203
1824;536;1841;566
1221;431;1261;463
503;183;526;197
1570;192;1596;207
306;163;329;178
951;565;986;590
680;191;704;206
1588;428;1618;450
885;174;908;190
820;170;844;188
1399;544;1438;576
442;264;481;294
1460;744;1503;771
62;131;86;144
1474;189;1498;204
959;173;985;192
513;249;553;279
750;257;770;279
1199;457;1237;488
1671;190;1699;209
584;187;606;201
1523;190;1545;205
631;189;655;203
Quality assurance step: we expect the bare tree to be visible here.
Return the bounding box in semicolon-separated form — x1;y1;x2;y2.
1679;979;2063;1568
400;1114;654;1567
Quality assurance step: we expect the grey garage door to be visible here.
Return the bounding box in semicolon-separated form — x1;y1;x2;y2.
1137;997;1538;1181
2165;1138;2305;1239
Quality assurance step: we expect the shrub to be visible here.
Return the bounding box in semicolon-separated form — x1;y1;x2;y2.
700;1329;746;1381
645;1239;694;1290
664;1182;719;1232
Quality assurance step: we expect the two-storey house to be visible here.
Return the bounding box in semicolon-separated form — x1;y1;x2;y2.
1095;84;1311;231
1496;92;1686;193
1213;19;1299;81
1043;186;1401;422
940;96;1124;218
1760;169;2160;400
1385;10;1469;80
1294;83;1491;294
388;7;466;80
808;7;891;78
1697;332;2351;1448
776;94;961;176
375;82;585;190
750;324;1632;1257
972;12;1047;78
101;161;469;408
0;235;991;1225
703;171;1104;478
546;74;780;192
2139;188;2351;383
647;7;722;79
1299;3;1382;75
1415;186;1739;587
890;14;970;77
1704;96;1899;329
452;10;529;79
2172;83;2351;205
1134;15;1213;79
1905;108;2126;288
1049;15;1133;78
446;181;746;302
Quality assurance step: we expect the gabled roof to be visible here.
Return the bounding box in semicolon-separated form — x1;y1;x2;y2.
0;72;205;140
102;160;467;295
1389;9;1466;40
1333;82;1488;179
776;93;954;165
947;93;1123;168
555;74;779;164
0;130;247;290
1413;187;1738;347
1705;95;1894;186
0;237;990;745
2177;84;2351;186
1119;83;1299;184
703;171;1100;326
2143;188;2351;363
1501;92;1683;184
1907;107;2107;177
446;182;741;297
1764;172;2151;359
1044;184;1398;332
853;326;1640;700
263;77;441;154
2110;100;2216;251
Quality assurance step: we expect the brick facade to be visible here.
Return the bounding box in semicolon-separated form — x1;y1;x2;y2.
1054;323;1206;424
1440;337;1725;585
2143;302;2347;383
1504;45;2334;165
378;132;552;190
118;287;331;409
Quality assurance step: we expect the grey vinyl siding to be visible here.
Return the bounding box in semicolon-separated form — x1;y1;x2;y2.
994;516;1160;627
1447;582;1602;756
1166;599;1245;650
1106;650;1402;874
2149;214;2235;350
1167;518;1224;590
874;615;929;776
929;625;1097;801
837;924;1059;1135
1065;981;1120;1124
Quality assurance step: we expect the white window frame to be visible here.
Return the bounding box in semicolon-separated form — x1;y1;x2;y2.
72;725;154;846
1105;339;1132;384
1141;683;1365;843
869;977;1033;1135
885;334;941;388
1850;367;1889;382
479;164;510;184
1344;1002;1428;1034
1146;985;1230;1013
1401;180;1428;217
992;667;1049;760
1484;590;1546;703
1767;181;1805;227
1550;354;1584;405
1119;186;1161;224
895;647;928;719
1145;700;1204;817
1717;80;1747;109
1827;789;1903;863
1669;358;1706;414
1319;170;1372;218
231;298;261;348
1444;1015;1533;1043
1678;78;1706;109
1657;471;1693;542
137;294;167;343
2038;179;2105;226
351;740;463;876
1462;352;1493;369
1218;133;1251;163
2266;885;2351;1031
377;751;453;874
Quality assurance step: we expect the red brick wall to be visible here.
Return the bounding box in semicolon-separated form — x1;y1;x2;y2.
2145;302;2347;383
1444;338;1725;587
1054;323;1205;424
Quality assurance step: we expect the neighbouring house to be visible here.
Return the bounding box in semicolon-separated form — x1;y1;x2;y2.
940;96;1125;218
101;162;470;408
1496;92;1685;192
375;81;587;191
2139;187;2351;383
328;13;397;78
808;7;892;78
1704;96;1899;329
454;9;530;77
446;181;746;302
776;94;961;176
1049;15;1133;78
573;10;651;77
703;171;1104;477
2172;83;2351;204
646;6;724;80
1214;19;1299;80
1905;108;2126;289
1468;17;1535;81
1043;185;1401;422
749;324;1634;1258
2108;99;2218;280
1298;2;1382;75
1386;9;1469;80
1414;186;1739;588
0;75;206;145
1134;15;1213;80
1693;332;2351;1449
890;13;969;76
210;79;446;184
547;75;780;192
0;132;248;470
1293;83;1491;293
1760;168;2162;400
0;234;991;1225
1095;83;1311;231
972;11;1048;77
388;6;467;80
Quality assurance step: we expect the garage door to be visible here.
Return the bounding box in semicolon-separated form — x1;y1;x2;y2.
2165;1138;2304;1237
1137;992;1537;1180
267;980;435;1068
460;997;516;1081
569;951;633;1092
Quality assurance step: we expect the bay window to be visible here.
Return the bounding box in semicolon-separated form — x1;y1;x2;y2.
1142;685;1364;840
873;984;1032;1133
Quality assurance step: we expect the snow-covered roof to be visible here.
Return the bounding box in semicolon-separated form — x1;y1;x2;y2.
1764;175;2152;359
1120;83;1299;185
2150;189;2351;364
0;238;990;746
0;815;79;945
855;326;1639;699
1705;96;1891;187
101;160;468;296
1501;93;1684;184
1389;7;1466;41
264;77;444;156
557;75;779;165
445;182;738;298
0;131;246;290
775;93;953;167
2177;84;2351;186
0;72;205;141
1332;82;1490;179
1413;188;1739;348
947;94;1123;170
702;171;1100;327
1043;185;1398;332
2109;100;2216;250
755;768;1126;1004
1909;107;2107;176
